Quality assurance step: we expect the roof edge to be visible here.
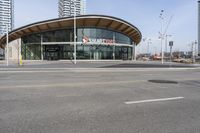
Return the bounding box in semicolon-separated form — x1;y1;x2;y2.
0;14;142;45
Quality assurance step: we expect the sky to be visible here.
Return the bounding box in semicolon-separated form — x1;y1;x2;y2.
14;0;198;54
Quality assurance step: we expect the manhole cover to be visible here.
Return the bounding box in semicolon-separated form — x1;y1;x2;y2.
148;80;178;84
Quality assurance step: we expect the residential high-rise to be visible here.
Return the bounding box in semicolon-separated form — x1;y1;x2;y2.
198;1;200;55
58;0;86;17
0;0;14;36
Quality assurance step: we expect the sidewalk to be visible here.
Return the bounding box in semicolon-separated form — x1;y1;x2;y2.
0;60;200;69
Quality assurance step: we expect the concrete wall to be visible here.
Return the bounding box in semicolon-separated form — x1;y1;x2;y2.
5;38;21;61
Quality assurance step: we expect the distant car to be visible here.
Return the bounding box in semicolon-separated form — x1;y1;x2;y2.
152;55;161;60
173;58;181;62
173;58;192;64
142;57;149;61
180;59;192;64
196;57;200;62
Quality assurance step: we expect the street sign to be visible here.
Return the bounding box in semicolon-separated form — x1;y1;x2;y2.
169;41;173;47
169;41;173;63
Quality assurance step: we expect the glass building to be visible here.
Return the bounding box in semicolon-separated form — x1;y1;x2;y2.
58;0;86;17
0;15;142;61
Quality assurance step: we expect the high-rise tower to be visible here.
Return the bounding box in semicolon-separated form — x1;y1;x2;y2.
58;0;86;17
0;0;14;36
198;1;200;55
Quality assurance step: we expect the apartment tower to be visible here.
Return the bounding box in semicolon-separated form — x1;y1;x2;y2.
198;1;200;55
0;0;14;36
58;0;86;17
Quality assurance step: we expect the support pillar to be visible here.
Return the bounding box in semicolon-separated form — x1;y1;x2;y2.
41;35;43;60
132;43;136;61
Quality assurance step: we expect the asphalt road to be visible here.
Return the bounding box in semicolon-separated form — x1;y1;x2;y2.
0;67;200;133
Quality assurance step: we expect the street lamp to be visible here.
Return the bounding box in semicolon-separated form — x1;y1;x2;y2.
159;10;165;64
6;24;9;66
147;39;152;55
72;0;77;64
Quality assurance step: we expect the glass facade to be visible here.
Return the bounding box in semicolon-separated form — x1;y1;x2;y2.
21;27;134;60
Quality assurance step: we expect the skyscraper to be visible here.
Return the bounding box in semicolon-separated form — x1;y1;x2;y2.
58;0;86;17
198;1;200;55
0;0;14;36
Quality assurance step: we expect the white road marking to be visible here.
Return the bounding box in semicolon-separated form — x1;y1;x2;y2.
125;97;184;105
0;80;146;89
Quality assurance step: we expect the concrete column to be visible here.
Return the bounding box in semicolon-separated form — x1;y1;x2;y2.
134;43;136;61
41;35;43;60
132;44;134;61
113;45;115;60
132;43;136;61
113;33;115;60
17;38;21;65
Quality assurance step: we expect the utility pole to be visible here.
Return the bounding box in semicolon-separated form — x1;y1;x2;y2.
159;10;164;64
147;39;152;56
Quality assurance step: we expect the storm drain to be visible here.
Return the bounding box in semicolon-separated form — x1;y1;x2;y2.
148;80;178;84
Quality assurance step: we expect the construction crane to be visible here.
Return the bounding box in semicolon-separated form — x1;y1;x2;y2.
164;15;174;36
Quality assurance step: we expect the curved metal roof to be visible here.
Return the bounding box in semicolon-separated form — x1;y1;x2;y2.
0;15;142;48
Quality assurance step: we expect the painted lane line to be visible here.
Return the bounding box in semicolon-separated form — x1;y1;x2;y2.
125;97;184;105
0;80;146;89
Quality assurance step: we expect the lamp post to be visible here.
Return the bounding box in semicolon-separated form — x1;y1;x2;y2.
159;10;164;64
147;39;152;56
142;37;147;54
73;0;77;64
6;24;9;66
143;38;152;58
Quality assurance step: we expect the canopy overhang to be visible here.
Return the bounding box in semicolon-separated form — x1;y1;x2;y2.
0;15;142;48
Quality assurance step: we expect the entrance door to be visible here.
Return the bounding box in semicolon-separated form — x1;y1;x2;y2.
122;47;128;60
47;51;59;60
93;51;102;60
44;45;60;60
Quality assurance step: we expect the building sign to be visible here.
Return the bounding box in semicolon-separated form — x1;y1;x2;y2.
82;36;115;45
169;41;173;47
83;36;89;43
